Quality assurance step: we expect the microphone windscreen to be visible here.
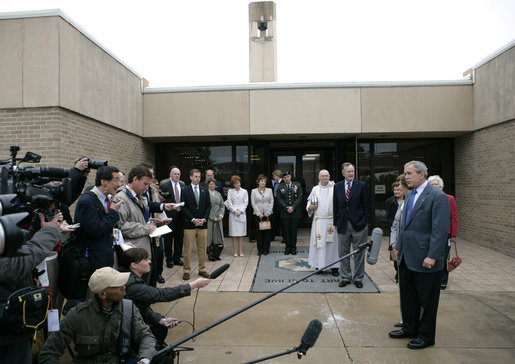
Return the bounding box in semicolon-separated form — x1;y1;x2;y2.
301;319;323;348
209;263;230;279
366;227;383;265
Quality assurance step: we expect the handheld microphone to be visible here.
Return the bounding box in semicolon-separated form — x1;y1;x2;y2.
297;319;322;358
209;264;230;279
366;227;383;265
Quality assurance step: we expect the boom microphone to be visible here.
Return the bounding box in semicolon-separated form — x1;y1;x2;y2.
209;263;230;279
297;319;322;358
366;227;383;265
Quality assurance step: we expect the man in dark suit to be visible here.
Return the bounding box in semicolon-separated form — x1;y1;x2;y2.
181;169;211;280
276;171;302;255
389;161;450;349
138;163;166;285
333;162;371;289
160;166;185;268
74;166;124;270
270;169;283;242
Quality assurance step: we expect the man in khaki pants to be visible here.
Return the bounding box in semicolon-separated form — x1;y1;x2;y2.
181;169;211;280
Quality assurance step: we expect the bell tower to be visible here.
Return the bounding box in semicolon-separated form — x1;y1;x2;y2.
249;1;277;82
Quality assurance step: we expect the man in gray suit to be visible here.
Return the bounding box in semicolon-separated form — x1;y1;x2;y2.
389;161;450;349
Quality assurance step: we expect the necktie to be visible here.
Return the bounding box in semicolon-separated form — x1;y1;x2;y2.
194;186;199;204
174;182;181;211
106;196;111;211
346;182;351;200
405;190;417;221
137;194;144;208
174;182;180;203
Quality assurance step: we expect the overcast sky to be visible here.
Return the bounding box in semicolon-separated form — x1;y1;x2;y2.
1;0;514;87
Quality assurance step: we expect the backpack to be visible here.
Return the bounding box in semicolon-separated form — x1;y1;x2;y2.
0;286;50;334
58;232;93;299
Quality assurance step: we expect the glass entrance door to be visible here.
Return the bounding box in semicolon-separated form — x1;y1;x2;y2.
271;149;334;227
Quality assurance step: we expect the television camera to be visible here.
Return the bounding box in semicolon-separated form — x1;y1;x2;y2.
1;146;76;256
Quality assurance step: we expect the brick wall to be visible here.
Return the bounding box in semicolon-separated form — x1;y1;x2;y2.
0;106;155;212
455;119;515;257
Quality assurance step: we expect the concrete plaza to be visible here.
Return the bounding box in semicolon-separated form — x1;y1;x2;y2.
153;231;515;363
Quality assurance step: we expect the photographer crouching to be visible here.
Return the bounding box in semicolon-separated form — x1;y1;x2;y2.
0;212;70;363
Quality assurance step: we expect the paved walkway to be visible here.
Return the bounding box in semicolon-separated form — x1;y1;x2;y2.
155;230;515;363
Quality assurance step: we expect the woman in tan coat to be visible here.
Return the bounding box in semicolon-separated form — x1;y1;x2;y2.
251;174;274;255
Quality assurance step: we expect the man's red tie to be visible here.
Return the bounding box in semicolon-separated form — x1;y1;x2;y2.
106;196;111;210
346;183;351;200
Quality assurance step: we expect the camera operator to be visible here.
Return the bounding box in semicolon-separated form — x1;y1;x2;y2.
0;213;67;363
69;157;90;205
27;193;73;240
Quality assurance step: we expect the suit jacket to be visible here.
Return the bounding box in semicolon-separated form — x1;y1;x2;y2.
74;190;120;269
251;188;274;216
333;179;371;233
142;189;164;217
397;183;450;273
181;184;211;229
214;181;225;200
385;195;401;230
159;179;185;222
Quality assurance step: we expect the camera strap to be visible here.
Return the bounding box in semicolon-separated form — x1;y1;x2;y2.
119;298;133;361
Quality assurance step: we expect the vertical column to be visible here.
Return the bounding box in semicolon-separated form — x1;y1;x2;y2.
249;2;277;82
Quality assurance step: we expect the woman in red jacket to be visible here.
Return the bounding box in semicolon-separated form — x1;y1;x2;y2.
428;175;459;290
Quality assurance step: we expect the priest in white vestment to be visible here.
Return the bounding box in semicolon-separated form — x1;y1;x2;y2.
306;170;340;276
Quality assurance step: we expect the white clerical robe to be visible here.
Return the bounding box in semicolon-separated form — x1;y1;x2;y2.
306;181;339;270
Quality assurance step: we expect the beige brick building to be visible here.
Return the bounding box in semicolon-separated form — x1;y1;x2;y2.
0;10;513;255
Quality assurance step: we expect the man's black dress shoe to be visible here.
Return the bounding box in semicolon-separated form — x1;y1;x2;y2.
284;249;290;255
338;280;350;287
354;281;363;289
331;268;339;277
157;275;165;284
291;248;297;255
173;259;184;266
388;329;416;339
166;261;173;268
407;337;434;349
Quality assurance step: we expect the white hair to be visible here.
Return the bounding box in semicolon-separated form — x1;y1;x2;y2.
428;175;444;188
